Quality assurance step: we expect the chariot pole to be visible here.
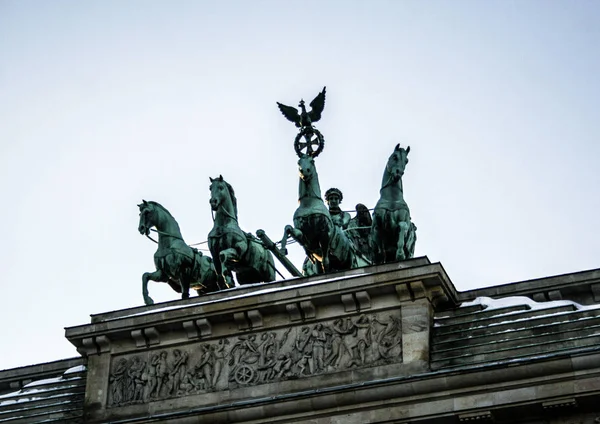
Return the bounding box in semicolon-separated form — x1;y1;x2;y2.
256;229;302;277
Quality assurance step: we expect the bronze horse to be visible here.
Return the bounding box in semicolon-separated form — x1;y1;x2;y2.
371;144;417;264
138;200;220;305
208;175;276;287
280;154;367;274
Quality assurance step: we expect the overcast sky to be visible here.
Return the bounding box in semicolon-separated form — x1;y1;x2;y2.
1;0;599;370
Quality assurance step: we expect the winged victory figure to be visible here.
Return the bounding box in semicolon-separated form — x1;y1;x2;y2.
277;86;326;129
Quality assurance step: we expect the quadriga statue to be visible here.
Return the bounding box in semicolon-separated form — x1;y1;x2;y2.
371;144;417;264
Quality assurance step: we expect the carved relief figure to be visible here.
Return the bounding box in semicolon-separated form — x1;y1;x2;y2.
229;335;260;385
178;370;196;394
145;354;159;400
128;356;146;402
311;323;327;372
109;358;129;406
211;339;228;388
257;333;278;382
349;314;372;367
326;318;353;368
108;312;403;408
294;326;314;375
373;315;402;361
194;344;214;390
169;349;188;395
155;351;169;397
274;353;294;379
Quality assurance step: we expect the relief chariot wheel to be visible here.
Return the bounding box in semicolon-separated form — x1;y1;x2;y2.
234;364;255;385
294;126;325;158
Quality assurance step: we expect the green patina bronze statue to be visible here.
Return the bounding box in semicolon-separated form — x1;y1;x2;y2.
136;88;421;306
348;203;373;262
279;154;369;275
208;175;276;287
371;144;417;264
324;187;351;230
277;87;327;157
137;200;220;305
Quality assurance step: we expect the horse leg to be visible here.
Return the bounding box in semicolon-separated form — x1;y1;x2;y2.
370;217;383;265
211;253;228;290
396;221;410;261
142;270;166;306
219;247;237;288
319;231;331;273
405;222;417;259
231;240;252;283
180;277;190;300
279;225;294;255
281;225;311;259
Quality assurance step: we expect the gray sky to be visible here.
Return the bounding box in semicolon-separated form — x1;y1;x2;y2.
1;0;599;369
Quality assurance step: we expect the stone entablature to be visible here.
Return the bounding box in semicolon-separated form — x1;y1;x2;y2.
61;260;600;423
65;258;456;422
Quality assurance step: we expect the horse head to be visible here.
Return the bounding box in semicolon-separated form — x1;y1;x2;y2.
386;144;410;183
209;175;238;218
298;154;317;183
137;200;155;236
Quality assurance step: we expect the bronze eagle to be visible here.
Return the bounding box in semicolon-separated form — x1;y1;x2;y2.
276;86;326;128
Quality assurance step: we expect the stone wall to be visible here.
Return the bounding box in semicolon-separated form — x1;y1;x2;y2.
61;258;600;423
66;258;454;422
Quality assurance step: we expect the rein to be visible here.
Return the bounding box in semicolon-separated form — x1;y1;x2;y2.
144;228;183;245
299;176;321;201
210;202;238;223
381;168;397;190
145;228;208;249
380;164;405;191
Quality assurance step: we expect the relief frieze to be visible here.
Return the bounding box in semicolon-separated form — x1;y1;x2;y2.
107;312;402;407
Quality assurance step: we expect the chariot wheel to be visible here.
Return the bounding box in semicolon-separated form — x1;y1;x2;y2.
234;365;255;385
294;127;324;158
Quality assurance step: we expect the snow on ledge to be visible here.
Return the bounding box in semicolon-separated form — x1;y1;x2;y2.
64;364;86;375
462;296;600;312
0;365;85;406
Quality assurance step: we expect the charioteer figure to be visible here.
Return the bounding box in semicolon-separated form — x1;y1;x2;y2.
324;188;351;230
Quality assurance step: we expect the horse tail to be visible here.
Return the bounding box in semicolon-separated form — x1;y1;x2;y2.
191;249;221;293
248;238;276;282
